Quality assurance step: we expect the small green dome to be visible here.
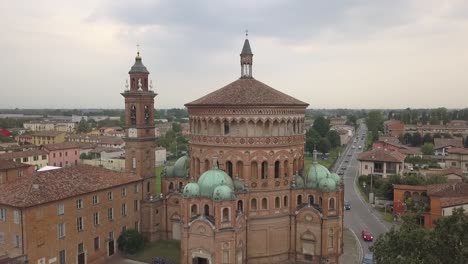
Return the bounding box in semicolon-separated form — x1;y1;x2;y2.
306;163;330;188
331;173;341;185
183;183;200;198
213;184;235;201
295;175;305;188
173;155;189;177
197;169;234;198
233;178;246;192
319;175;337;192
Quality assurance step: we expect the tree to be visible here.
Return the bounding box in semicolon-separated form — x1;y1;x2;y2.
371;209;468;264
326;130;341;148
422;133;433;144
172;122;182;133
317;137;331;154
421;143;434;155
117;229;144;254
411;132;422;147
402;133;413;145
312;116;330;137
305;128;321;153
77;118;90;133
365;110;384;144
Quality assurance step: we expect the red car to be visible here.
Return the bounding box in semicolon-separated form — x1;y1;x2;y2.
362;229;374;241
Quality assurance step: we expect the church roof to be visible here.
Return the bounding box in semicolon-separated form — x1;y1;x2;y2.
185;78;308;107
129;54;149;74
241;39;253;55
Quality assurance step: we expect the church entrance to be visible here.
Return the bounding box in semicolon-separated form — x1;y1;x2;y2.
192;257;208;264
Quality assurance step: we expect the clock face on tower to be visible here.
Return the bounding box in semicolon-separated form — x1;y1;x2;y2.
128;128;137;138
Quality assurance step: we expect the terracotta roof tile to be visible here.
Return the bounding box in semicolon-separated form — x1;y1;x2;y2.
41;142;80;151
0;160;31;170
427;183;468;197
0;149;48;160
434;138;463;150
185;78;309;107
0;165;142;207
447;147;468;155
358;149;406;163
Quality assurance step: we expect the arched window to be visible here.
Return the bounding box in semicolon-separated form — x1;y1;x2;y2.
293;159;298;174
144;105;150;125
191;204;198;216
204;159;210;172
297;195;302;205
147;182;150;193
275;197;280;209
237;200;243;212
130;105;136;126
284;160;289;177
319;197;323;207
204;204;209;216
226;161;233;177
309;195;314;205
261;161;268;179
251;161;258;180
179;182;183;190
251;198;257;210
329;198;335;210
236;161;243;178
224;121;230;135
262;198;268;209
284;196;288;207
222;208;229;222
168;182;174;191
274;160;280;178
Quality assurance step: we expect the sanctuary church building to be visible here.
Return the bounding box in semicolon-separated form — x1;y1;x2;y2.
133;37;344;264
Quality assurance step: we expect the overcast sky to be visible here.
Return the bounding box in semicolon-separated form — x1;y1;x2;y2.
2;0;468;109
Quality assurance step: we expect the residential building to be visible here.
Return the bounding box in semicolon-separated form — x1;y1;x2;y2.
0;149;49;169
81;158;126;172
99;127;125;137
373;136;422;156
0;160;34;185
23;120;76;133
16;134;33;145
331;125;354;146
358;149;406;178
41;142;80;167
66;134;125;149
0;165;143;263
0;144;37;155
89;147;125;160
328;117;346;126
419;168;464;183
405;120;468;137
393;183;468;229
434;138;464;156
31;131;66;146
154;122;172;138
445;147;468;175
383;119;405;137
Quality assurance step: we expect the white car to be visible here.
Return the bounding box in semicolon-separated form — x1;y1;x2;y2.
352;145;356;149
358;146;362;149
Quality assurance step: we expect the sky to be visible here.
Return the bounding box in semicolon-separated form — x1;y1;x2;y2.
1;0;468;109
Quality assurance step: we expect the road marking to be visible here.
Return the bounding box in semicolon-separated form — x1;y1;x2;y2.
348;228;364;264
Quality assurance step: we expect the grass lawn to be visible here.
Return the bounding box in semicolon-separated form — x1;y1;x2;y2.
155;166;164;193
128;240;181;264
304;147;342;172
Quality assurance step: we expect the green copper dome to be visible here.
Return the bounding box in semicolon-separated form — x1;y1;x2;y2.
173;155;189;177
318;174;337;192
213;184;235;201
306;163;330;188
331;173;341;185
233;178;246;192
197;168;234;198
295;175;305;188
183;183;200;198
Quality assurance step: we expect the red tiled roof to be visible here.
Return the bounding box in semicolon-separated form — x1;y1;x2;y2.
447;147;468;155
185;78;309;107
0;149;48;160
0;160;31;170
393;184;428;191
427;183;468;197
440;197;468;207
0;165;142;207
434;138;463;150
358;149;406;163
423;168;464;177
41;142;80;151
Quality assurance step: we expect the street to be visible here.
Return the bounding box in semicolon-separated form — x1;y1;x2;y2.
336;124;394;261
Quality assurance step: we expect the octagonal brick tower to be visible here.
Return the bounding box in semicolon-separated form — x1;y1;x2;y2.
185;37;309;192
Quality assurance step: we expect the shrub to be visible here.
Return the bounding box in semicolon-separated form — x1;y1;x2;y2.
117;229;144;254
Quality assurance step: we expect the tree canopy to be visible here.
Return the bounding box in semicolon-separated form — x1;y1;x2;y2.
117;229;144;254
371;208;468;264
312;116;330;137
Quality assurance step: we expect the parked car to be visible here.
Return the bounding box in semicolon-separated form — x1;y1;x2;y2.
362;229;374;241
344;201;351;210
338;171;344;176
362;253;374;264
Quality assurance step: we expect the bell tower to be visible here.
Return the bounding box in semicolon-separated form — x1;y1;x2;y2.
122;50;157;198
240;30;253;78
